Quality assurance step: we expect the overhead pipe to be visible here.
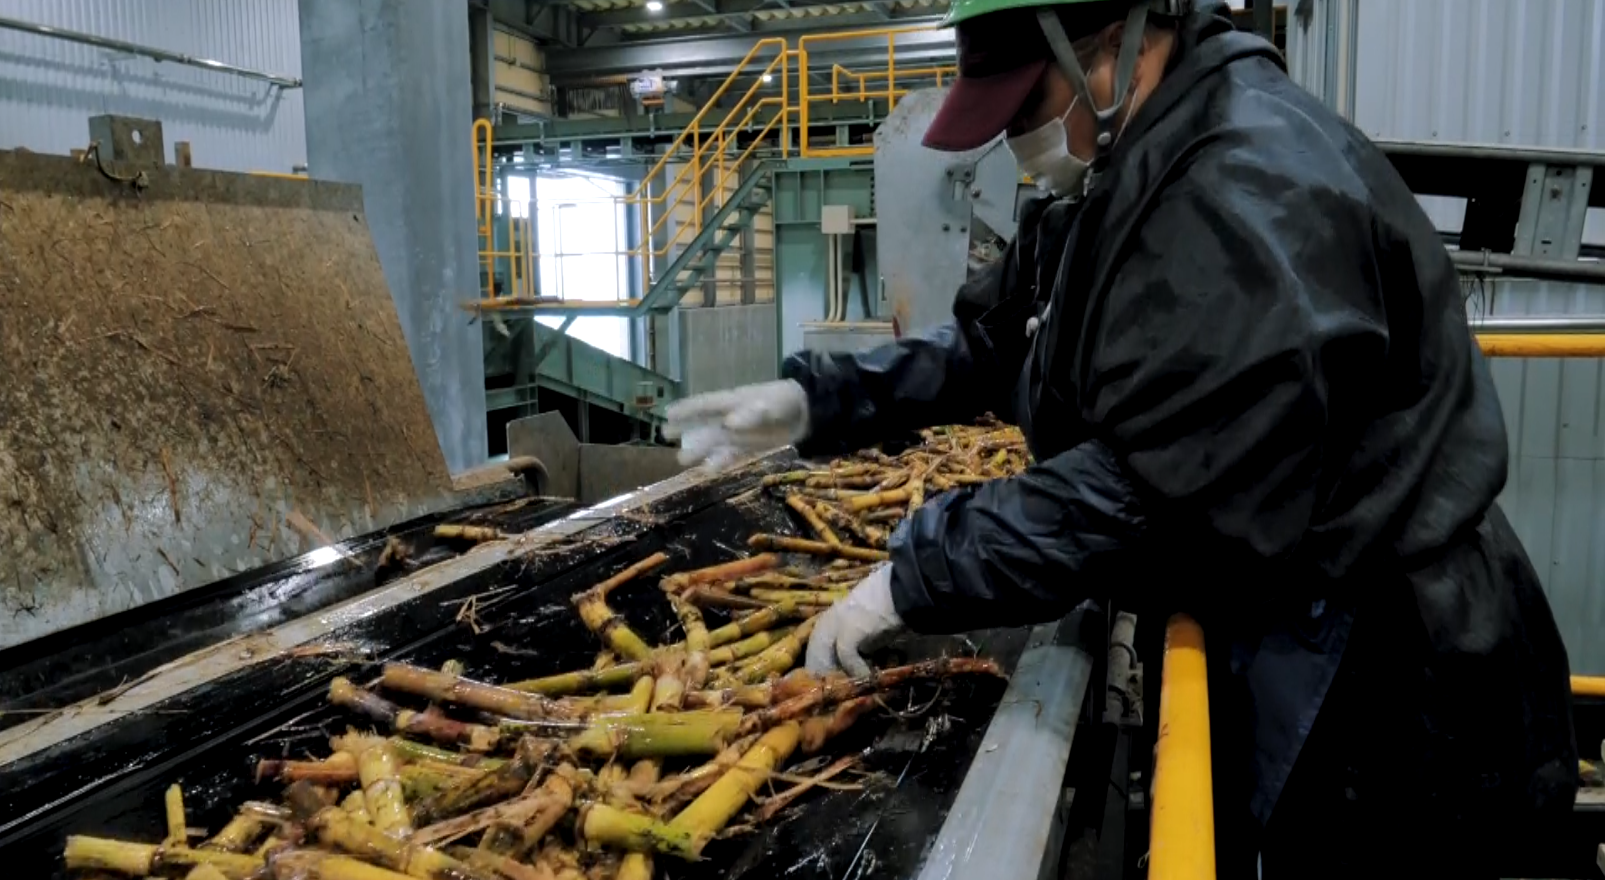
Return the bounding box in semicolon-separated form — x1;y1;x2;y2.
0;15;302;88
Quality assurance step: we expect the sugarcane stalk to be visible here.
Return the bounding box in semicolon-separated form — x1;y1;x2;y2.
446;847;549;880
659;553;782;594
683;587;773;611
785;494;841;547
268;851;416;880
579;804;699;860
64;838;264;879
381;663;577;720
186;865;231;880
414;782;572;847
748;588;849;606
256;752;359;785
864;507;903;523
738;656;1003;735
573;553;669;661
840;488;911;512
759;470;817;486
329;676;503;752
400;762;488;802
506;661;644;697
285;784;493;880
705;626;794;667
804;473;879;489
567;710;743;760
164;784;188;845
510;768;577;857
355;739;411;837
201;814;266;853
592;650;617;671
664;723;803;856
646;735;760;812
649;653;686;713
753;751;862;822
340;790;372;824
435;524;506;542
799;696;878;752
724;617;818;685
794;487;870;501
705;601;798;647
387;737;506;769
412;737;553;827
748;534;888;562
670;594;710;653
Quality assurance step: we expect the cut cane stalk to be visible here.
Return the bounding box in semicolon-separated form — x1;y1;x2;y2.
723;618;818;685
285;784;494;880
381;663;580;720
664;723;803;856
356;739;411;837
330;677;503;752
385;737;507;769
578;804;699;860
705;626;794;667
659;553;780;593
748;588;848;606
738;656;1003;735
64;838;263;879
186;865;231;880
256;752;359;785
844;488;912;512
705;601;800;648
340;790;372;824
747;534;888;562
800;696;878;752
784;494;841;547
202;814;266;853
434;524;506;542
505;662;644;697
164;784;188;845
269;851;420;880
670;594;711;653
411;737;553;827
568;710;743;760
446;847;549;880
573;553;669;661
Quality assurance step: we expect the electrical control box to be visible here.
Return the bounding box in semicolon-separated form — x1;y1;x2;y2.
821;204;855;235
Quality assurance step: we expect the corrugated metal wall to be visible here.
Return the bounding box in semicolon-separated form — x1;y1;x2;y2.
1316;0;1605;669
0;0;304;172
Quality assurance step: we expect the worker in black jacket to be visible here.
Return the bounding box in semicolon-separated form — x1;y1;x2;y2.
663;1;1578;875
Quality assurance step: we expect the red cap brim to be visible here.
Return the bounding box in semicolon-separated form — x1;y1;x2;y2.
921;60;1048;152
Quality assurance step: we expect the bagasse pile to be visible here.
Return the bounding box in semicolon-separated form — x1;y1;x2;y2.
64;422;1031;880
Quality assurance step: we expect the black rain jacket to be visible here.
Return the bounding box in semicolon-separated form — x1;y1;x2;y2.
782;3;1576;838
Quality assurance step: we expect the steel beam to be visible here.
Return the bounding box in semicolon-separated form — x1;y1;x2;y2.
575;0;903;30
546;22;952;82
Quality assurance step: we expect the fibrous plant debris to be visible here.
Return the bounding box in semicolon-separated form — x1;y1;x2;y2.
65;420;1027;879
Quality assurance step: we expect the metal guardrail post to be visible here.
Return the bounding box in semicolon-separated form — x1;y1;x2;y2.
1149;613;1214;880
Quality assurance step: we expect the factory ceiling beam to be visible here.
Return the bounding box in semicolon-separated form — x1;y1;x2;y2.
544;20;953;82
487;0;584;47
570;0;910;32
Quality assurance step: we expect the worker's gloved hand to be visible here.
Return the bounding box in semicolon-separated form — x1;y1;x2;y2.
663;379;810;471
806;564;905;678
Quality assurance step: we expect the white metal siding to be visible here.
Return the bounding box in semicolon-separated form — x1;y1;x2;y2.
0;0;305;172
1307;0;1605;669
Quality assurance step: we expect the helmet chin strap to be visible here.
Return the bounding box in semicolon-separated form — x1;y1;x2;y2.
1036;3;1152;165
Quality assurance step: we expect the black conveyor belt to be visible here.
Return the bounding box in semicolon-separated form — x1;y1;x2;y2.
0;457;1022;879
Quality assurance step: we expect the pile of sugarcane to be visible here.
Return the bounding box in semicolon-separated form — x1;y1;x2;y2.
62;421;1029;880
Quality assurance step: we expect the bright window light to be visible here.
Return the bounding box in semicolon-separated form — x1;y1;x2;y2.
762;73;773;83
306;545;344;567
646;0;664;10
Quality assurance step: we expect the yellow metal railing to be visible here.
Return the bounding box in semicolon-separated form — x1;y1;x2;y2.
1476;334;1605;357
472;24;953;304
1150;613;1214;880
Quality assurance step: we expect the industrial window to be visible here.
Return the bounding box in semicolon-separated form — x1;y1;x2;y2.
533;171;631;359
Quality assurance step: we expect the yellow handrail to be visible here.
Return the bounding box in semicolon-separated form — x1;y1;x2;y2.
1150;614;1214;880
1476;333;1605;357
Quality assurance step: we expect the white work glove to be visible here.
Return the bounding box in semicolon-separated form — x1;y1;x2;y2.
663;379;810;471
805;564;905;678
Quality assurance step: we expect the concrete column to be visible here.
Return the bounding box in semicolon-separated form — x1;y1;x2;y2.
299;0;488;474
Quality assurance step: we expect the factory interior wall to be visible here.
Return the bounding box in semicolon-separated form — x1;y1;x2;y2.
1344;0;1605;671
299;0;488;475
771;165;877;356
0;0;306;173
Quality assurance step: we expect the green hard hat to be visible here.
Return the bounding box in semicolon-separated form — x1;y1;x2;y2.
942;0;1120;28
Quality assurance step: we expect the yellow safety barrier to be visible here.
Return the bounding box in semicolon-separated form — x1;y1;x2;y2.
1150;613;1214;880
1476;334;1605;358
1572;675;1605;697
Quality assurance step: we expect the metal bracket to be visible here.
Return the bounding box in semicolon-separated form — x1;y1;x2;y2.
1513;162;1593;259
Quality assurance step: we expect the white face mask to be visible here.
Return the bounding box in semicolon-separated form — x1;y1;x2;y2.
1005;96;1091;198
